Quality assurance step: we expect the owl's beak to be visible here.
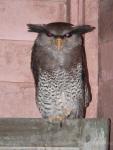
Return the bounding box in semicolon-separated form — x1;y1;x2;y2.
55;38;63;50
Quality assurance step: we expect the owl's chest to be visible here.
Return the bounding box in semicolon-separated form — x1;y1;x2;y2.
38;63;83;96
37;63;84;117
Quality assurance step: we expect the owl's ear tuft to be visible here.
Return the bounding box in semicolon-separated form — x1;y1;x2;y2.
71;25;95;34
27;24;46;33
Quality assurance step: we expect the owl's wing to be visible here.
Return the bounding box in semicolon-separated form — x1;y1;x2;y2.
31;43;39;88
82;46;92;107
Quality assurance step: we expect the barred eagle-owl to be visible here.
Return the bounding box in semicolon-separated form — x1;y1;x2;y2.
27;22;94;122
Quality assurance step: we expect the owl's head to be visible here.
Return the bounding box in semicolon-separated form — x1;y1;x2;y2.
27;22;95;51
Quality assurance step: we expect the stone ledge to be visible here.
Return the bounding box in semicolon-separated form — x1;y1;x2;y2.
0;118;110;149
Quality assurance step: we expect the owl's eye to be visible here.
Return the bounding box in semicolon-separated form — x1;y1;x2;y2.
46;32;54;37
64;32;72;38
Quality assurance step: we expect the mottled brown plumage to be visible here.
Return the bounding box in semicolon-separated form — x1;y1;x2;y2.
27;22;95;123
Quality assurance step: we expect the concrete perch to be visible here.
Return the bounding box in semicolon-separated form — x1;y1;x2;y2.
0;118;110;150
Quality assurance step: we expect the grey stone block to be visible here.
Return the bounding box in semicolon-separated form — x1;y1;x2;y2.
0;118;110;150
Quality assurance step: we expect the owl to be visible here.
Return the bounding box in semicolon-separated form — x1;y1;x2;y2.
27;22;95;123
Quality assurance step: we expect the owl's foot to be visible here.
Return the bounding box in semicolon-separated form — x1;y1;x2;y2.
48;108;71;123
48;115;65;123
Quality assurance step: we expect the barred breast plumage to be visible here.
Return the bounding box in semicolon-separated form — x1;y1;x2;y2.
37;63;85;119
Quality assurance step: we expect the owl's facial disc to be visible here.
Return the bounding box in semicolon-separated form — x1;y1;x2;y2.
46;32;73;50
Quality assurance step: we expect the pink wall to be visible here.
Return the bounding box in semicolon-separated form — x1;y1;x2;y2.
0;0;97;118
98;0;113;149
84;0;98;117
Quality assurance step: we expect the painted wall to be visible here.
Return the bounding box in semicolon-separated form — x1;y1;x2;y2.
98;0;113;149
0;0;97;118
84;0;98;117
